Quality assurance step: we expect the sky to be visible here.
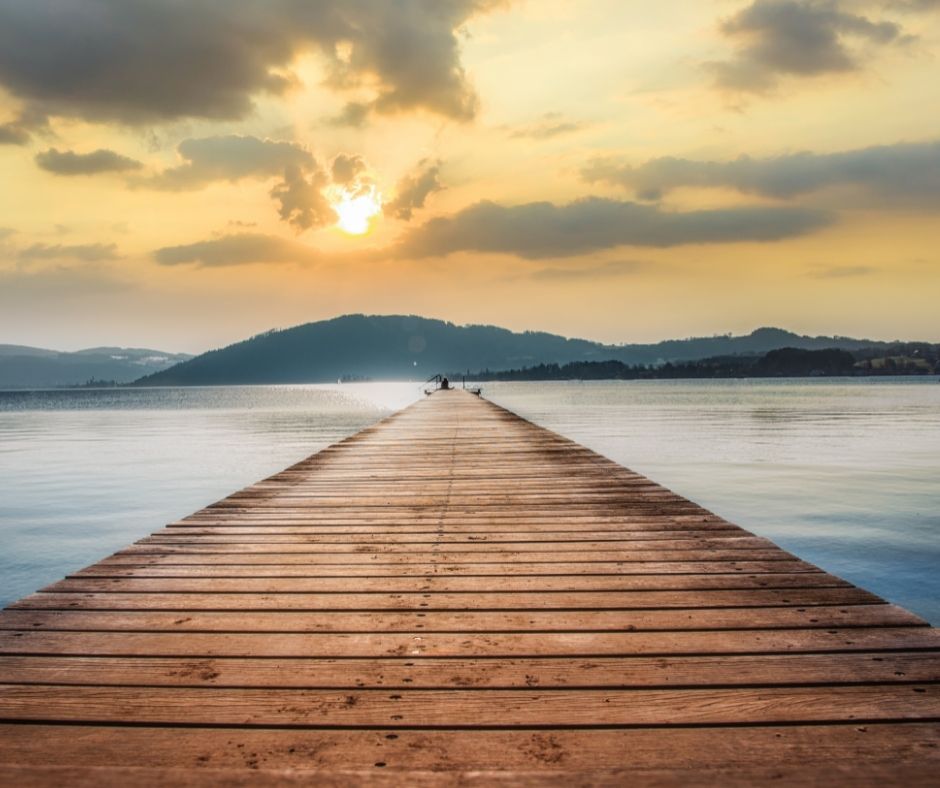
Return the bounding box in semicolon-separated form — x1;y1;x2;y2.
1;0;938;353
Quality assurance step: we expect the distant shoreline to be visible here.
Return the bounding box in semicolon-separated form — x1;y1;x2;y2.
464;347;939;382
464;369;940;382
0;373;938;394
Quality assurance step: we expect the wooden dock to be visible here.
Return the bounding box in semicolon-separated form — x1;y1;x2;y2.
1;389;938;785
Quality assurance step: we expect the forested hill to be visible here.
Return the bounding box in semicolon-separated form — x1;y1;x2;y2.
132;314;901;386
467;345;940;381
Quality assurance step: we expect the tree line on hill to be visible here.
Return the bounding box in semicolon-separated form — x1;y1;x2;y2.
462;344;940;381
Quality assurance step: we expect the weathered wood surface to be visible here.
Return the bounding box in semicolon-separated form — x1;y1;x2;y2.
1;389;937;785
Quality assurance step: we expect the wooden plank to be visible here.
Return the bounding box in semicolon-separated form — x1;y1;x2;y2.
165;516;719;526
92;543;796;556
133;537;777;550
169;516;729;526
68;560;813;576
1;652;936;689
157;528;745;537
9;587;886;611
0;605;924;633
4;763;940;788
2;684;938;727
97;550;791;564
39;573;853;593
0;723;937;771
2;627;938;658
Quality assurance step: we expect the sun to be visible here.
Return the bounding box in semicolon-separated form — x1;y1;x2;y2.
329;184;382;235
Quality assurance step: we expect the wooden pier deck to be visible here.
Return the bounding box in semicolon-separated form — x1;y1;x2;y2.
1;389;938;785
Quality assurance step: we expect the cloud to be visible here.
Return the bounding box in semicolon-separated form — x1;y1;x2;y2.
0;265;131;301
141;137;367;233
1;233;122;266
0;121;30;145
881;1;940;11
582;140;940;204
708;0;909;93
0;107;47;145
384;159;444;221
330;153;368;186
141;138;383;234
508;113;589;140
17;242;120;262
531;260;648;281
270;165;338;232
390;197;833;259
0;1;501;128
322;1;505;121
147;135;314;190
153;233;320;267
326;102;371;128
35;147;143;176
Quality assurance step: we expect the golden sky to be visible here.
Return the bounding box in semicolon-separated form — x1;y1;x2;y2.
1;0;938;352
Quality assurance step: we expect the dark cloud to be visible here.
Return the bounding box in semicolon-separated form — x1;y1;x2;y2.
391;197;833;259
153;233;320;267
708;0;908;93
582;140;940;204
331;153;368;186
326;102;371;128
881;1;940;11
384;159;444;221
17;242;120;262
508;113;589;140
0;121;30;145
0;0;500;132
141;136;350;233
142;138;379;233
0;107;47;145
146;135;314;190
531;260;648;281
270;164;338;232
35;147;143;176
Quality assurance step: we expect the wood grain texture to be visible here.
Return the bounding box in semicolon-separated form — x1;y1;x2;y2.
1;388;937;784
0;723;938;773
4;763;940;788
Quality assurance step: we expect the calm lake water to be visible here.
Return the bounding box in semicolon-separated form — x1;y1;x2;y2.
1;379;938;623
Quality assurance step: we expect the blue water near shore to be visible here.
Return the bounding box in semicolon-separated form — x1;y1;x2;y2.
1;378;938;623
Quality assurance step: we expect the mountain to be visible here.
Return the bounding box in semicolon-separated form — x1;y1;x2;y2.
132;314;900;386
0;345;193;389
620;326;891;362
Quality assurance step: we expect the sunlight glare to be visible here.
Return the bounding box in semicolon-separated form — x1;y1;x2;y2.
329;184;382;235
325;381;422;411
